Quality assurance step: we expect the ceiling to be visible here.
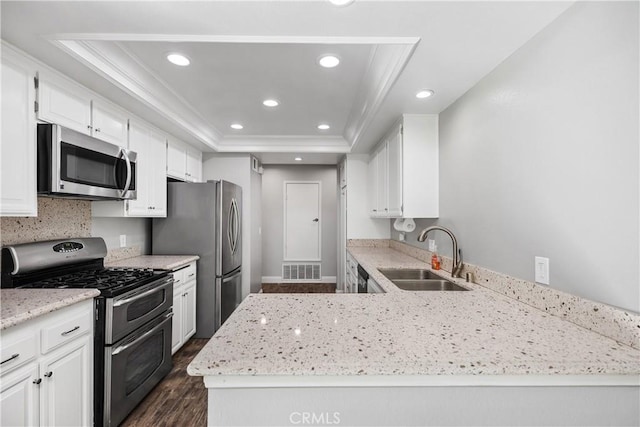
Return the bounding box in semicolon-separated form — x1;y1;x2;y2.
0;1;574;164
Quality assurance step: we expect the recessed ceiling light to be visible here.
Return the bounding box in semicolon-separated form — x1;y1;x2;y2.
167;53;190;67
317;124;330;130
230;123;243;130
328;0;355;6
416;89;435;99
263;99;279;107
318;55;340;68
294;157;303;161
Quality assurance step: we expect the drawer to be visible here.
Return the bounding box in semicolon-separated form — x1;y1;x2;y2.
0;332;37;375
183;262;197;282
172;269;185;288
41;310;92;354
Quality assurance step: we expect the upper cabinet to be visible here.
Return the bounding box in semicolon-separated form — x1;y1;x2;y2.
167;138;202;182
368;114;439;219
92;120;167;218
37;75;128;147
0;45;38;217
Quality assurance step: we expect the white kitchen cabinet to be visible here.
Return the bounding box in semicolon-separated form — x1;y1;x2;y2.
92;119;167;217
37;75;128;147
91;100;129;146
368;114;439;219
167;137;202;182
171;262;198;354
368;142;388;217
0;299;93;427
345;252;358;294
0;44;38;217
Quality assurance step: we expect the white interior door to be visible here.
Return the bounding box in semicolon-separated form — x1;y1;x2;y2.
284;182;321;261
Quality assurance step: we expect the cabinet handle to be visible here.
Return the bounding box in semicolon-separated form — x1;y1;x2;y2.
33;378;42;385
44;371;53;378
61;325;80;336
87;125;92;130
384;208;388;211
1;353;19;365
95;128;101;133
372;209;377;212
183;293;187;297
188;273;195;278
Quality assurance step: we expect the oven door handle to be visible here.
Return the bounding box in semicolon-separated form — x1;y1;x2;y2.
113;278;172;307
112;312;173;356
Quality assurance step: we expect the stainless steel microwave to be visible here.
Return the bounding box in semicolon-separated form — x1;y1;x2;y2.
37;123;137;200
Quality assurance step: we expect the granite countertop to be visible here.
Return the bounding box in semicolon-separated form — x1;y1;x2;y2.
106;255;199;271
1;289;100;330
188;247;640;379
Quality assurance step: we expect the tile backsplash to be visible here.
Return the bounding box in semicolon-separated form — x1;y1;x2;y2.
0;197;91;246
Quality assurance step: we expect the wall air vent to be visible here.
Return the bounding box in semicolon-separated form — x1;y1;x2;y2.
282;263;321;281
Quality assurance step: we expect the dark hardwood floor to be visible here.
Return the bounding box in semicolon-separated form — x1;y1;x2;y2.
121;338;209;427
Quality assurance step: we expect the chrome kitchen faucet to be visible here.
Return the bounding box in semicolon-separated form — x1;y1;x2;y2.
417;226;464;278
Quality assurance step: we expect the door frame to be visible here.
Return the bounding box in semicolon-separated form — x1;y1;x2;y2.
283;180;322;262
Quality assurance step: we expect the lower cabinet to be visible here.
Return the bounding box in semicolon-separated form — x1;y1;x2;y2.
171;262;198;354
0;299;93;426
345;253;358;293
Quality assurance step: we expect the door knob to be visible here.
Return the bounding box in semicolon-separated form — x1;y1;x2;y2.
313;218;319;222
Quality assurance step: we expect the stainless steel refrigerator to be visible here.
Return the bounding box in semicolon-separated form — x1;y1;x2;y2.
152;180;242;337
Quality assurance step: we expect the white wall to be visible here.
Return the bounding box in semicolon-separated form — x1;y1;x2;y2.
203;153;262;297
393;2;639;312
92;217;150;253
261;165;338;279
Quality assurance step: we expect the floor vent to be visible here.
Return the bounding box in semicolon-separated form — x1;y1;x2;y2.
282;263;321;281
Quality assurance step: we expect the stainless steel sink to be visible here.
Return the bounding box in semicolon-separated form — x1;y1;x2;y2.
378;268;445;280
393;280;469;292
378;268;470;291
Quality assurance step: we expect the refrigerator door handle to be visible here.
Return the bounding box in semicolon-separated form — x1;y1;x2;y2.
222;268;242;283
227;201;235;254
232;198;240;255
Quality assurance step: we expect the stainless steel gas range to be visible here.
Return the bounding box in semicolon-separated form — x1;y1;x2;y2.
1;237;174;427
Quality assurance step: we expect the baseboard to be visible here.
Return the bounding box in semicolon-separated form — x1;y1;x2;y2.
262;276;337;284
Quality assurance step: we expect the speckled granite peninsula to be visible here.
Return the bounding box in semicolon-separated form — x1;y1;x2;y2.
1;288;99;330
188;245;639;426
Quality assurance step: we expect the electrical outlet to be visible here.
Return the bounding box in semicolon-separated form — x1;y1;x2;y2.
428;239;436;252
535;256;549;285
119;234;127;248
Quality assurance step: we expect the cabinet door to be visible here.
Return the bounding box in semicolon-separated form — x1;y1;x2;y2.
171;287;183;354
387;127;403;217
40;337;92;427
166;138;187;180
367;155;378;217
185;147;202;182
38;79;92;135
0;364;39;427
91;100;128;146
1;51;37;216
148;129;167;216
376;143;388;217
126;121;150;216
182;282;197;341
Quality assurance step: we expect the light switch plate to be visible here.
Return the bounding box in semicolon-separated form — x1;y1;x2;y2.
535;256;549;285
428;239;436;252
119;234;127;248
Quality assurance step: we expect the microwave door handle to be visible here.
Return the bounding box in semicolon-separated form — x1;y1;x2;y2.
120;149;132;197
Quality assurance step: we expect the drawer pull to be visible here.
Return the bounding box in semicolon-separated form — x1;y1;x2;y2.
33;378;42;385
44;371;53;378
188;273;195;278
1;353;19;365
61;326;80;336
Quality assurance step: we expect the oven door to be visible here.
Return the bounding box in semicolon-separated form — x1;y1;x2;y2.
39;123;137;200
105;276;173;345
104;311;173;427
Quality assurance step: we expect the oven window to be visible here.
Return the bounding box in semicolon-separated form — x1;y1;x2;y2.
127;289;166;322
125;332;164;395
60;142;135;190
